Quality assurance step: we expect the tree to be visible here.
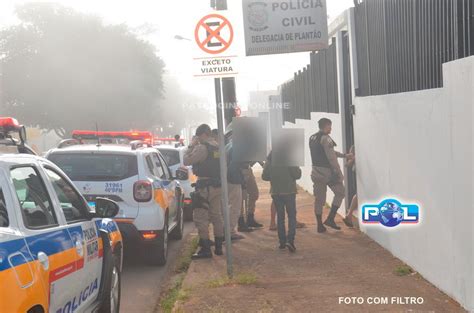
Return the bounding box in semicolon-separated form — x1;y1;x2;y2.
0;3;165;137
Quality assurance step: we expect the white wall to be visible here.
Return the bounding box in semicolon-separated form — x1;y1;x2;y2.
353;56;473;312
284;111;347;213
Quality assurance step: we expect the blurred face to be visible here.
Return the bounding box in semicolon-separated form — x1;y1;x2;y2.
198;132;210;142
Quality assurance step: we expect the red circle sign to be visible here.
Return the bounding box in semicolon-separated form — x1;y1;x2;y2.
195;13;234;55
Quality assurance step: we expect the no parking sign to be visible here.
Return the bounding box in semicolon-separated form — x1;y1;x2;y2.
193;13;238;77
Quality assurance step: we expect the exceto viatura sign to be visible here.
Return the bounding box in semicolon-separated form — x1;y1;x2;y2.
242;0;329;56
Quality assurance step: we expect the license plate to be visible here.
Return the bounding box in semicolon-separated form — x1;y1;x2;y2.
88;201;96;209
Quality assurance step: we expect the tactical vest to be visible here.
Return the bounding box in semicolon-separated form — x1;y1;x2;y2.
193;142;221;179
309;131;331;168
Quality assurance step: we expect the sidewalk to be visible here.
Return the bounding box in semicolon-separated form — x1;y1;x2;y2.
176;172;464;313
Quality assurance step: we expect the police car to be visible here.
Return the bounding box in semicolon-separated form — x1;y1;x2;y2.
0;118;123;313
46;131;185;266
156;145;196;221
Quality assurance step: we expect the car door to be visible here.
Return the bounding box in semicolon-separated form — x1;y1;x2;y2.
0;168;47;313
42;164;102;311
153;153;178;226
9;164;78;312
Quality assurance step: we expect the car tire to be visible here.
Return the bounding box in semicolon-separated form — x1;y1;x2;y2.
148;220;168;266
99;254;121;313
170;202;184;240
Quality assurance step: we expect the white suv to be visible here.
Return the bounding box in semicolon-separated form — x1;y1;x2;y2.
156;145;196;221
46;142;184;265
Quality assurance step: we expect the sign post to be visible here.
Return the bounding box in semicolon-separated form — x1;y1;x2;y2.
193;3;236;277
214;77;233;277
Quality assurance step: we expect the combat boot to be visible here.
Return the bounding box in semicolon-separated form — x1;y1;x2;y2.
214;236;224;256
247;213;263;228
238;216;253;232
324;206;341;230
191;239;212;260
316;214;326;233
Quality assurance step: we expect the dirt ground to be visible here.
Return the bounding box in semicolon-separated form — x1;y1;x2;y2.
175;172;465;313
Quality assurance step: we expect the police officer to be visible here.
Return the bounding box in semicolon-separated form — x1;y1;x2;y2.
184;124;224;259
309;118;350;233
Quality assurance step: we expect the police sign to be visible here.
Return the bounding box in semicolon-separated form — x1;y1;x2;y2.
242;0;329;56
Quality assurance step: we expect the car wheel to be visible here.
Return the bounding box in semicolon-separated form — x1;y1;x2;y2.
148;220;168;266
170;202;184;240
99;254;121;313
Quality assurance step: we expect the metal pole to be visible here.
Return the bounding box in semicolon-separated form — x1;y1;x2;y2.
214;77;233;277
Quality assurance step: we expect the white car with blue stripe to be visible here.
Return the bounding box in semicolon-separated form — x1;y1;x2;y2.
46;141;185;266
0;117;123;313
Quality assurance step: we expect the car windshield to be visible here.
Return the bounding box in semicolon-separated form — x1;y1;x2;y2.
157;149;180;167
48;153;138;181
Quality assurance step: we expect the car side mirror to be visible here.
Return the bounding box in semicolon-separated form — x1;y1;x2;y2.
94;197;119;218
19;126;27;144
175;168;189;181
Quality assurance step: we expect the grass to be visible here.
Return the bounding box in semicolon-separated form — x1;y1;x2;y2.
207;272;258;288
159;236;198;313
175;236;199;273
394;264;414;276
160;274;188;313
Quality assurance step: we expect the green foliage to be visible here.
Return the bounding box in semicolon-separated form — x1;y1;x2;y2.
394;265;413;276
175;236;199;273
160;274;187;313
0;3;165;137
207;272;258;288
160;236;199;313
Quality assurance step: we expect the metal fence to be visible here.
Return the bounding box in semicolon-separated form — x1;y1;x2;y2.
355;0;474;96
279;0;473;123
281;38;339;123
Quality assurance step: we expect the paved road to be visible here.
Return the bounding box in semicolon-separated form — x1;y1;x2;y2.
120;222;194;313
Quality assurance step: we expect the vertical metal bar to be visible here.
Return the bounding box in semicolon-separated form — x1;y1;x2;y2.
413;0;419;90
421;0;425;89
450;0;455;60
307;64;313;118
428;0;433;88
468;0;472;55
214;77;233;278
436;0;440;86
364;0;372;95
407;0;413;90
310;52;317;113
383;0;390;93
333;42;339;113
454;0;459;59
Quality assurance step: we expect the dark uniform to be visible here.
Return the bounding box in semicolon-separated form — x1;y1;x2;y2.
184;139;224;257
309;131;346;231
